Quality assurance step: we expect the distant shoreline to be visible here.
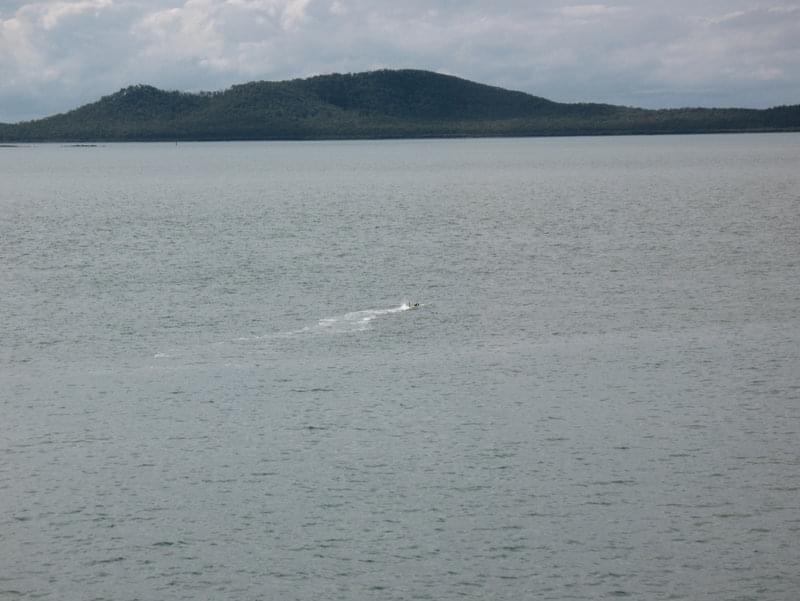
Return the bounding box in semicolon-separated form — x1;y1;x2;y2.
2;129;799;146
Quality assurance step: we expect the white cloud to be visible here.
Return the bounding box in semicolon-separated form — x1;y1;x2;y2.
329;1;347;16
38;0;113;29
281;0;310;29
133;1;225;66
557;4;627;19
656;5;800;89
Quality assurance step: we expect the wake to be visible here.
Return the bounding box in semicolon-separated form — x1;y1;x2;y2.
152;302;419;360
316;302;415;333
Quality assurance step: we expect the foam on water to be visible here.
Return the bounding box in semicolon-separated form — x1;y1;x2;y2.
317;303;413;333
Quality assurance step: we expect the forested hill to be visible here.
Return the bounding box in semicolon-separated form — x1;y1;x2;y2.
1;69;799;142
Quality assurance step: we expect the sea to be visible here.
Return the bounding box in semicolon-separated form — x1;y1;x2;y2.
1;134;799;600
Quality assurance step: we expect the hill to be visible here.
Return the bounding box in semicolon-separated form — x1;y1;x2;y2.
1;69;799;142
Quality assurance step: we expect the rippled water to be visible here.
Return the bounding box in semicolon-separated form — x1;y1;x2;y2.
2;135;799;600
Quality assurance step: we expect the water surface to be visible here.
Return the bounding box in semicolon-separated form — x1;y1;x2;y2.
2;135;799;600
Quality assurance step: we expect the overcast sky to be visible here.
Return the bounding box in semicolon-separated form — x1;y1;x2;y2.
1;0;799;122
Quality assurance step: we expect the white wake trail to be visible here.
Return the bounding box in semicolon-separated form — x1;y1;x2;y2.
317;303;412;333
152;303;417;359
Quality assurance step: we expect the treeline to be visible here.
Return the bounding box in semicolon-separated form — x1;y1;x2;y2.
1;70;799;142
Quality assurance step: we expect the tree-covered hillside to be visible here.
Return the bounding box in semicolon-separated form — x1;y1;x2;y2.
1;69;798;142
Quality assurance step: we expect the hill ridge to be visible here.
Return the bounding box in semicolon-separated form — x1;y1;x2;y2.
1;69;799;141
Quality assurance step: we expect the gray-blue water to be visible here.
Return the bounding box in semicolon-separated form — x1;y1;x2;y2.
2;135;799;600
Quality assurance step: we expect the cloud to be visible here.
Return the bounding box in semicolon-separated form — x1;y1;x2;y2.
328;1;346;16
37;0;113;29
1;0;121;92
1;0;799;122
557;4;628;19
657;6;800;90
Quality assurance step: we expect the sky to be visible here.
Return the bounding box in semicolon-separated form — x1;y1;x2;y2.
1;0;799;122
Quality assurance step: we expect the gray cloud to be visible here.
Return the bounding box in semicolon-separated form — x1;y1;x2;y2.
1;0;799;122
